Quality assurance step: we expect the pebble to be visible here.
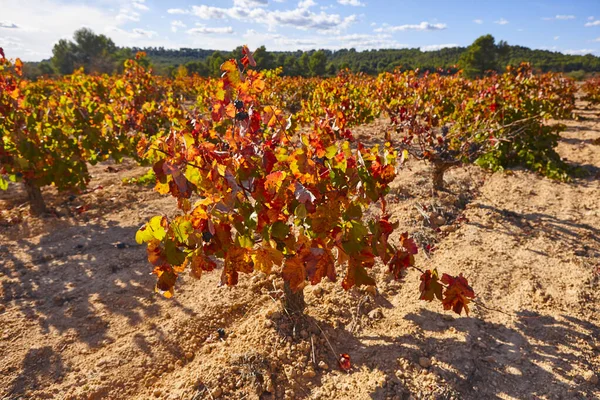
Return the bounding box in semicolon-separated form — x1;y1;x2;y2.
583;370;598;384
303;369;316;379
419;357;432;368
211;387;223;398
364;285;377;296
312;286;323;297
264;320;274;328
318;361;329;370
368;308;383;320
440;224;457;233
185;352;194;360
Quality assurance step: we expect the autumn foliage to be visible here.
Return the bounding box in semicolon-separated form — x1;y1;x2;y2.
133;46;475;315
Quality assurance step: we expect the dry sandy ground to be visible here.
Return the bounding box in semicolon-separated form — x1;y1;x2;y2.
1;102;599;400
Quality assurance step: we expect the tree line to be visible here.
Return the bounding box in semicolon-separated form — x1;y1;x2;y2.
22;29;600;80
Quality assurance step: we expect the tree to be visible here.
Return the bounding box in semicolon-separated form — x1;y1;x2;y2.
185;60;209;77
51;28;118;75
283;56;299;76
308;50;327;77
254;46;274;70
459;34;503;78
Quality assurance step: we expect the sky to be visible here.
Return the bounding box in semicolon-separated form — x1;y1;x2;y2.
1;0;599;61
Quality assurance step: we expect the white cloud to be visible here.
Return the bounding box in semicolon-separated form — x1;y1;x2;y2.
167;8;189;15
190;5;230;19
170;20;187;33
554;36;559;40
187;25;234;34
494;18;509;25
106;26;158;39
242;29;407;50
543;15;575;21
338;0;366;6
421;43;458;51
132;28;157;38
298;0;317;8
473;19;483;24
174;1;358;34
563;48;595;55
0;20;20;29
594;37;600;42
132;0;149;11
375;21;447;32
116;9;140;22
585;20;600;27
234;0;269;7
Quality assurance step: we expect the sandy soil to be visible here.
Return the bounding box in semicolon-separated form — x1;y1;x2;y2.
1;101;599;400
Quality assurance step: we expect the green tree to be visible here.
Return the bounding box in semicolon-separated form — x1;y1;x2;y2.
51;28;118;75
298;53;310;76
254;46;274;70
283;56;299;76
185;60;209;76
459;34;503;78
308;50;327;76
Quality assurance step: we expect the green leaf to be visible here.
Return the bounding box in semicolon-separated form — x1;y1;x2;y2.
294;203;307;219
165;239;187;266
173;219;193;244
0;177;8;191
325;145;338;160
270;221;290;240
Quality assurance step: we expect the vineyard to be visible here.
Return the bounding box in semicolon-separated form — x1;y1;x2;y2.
1;47;600;399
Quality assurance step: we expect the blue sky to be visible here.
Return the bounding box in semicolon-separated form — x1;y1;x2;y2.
1;0;599;61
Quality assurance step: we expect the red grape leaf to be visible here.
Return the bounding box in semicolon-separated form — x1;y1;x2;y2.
342;262;376;290
419;269;443;301
441;273;475;315
339;354;351;371
304;247;336;285
399;232;418;254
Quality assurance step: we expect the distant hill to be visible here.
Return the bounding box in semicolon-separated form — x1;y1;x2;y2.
130;45;600;77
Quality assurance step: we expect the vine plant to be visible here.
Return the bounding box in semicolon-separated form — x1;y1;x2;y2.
135;46;475;316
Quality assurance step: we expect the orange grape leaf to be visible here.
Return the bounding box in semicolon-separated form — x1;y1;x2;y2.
189;252;217;279
265;171;287;193
282;255;306;293
252;244;284;274
154;267;177;298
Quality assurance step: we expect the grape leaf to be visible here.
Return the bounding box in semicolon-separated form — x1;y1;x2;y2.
419;269;443;301
282;255;306;292
304;247;336;285
441;273;475;315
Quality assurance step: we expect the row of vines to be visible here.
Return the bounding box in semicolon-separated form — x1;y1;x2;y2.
1;46;598;317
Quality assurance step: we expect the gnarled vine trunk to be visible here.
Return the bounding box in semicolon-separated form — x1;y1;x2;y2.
283;281;305;316
24;180;47;216
431;160;460;191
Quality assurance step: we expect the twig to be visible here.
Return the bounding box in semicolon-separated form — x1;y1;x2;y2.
310;335;316;366
472;299;514;317
309;319;337;358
